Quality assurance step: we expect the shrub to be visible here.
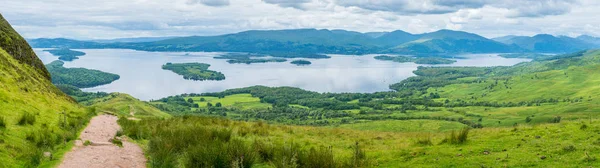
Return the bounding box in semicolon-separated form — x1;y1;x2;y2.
550;116;562;123
18;112;36;125
525;116;532;123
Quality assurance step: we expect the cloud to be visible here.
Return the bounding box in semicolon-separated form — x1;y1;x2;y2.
501;0;577;18
187;0;230;7
1;0;598;40
262;0;312;9
331;0;578;18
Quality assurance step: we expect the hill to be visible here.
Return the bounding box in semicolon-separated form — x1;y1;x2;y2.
389;29;523;54
0;14;94;167
30;29;527;56
493;34;599;53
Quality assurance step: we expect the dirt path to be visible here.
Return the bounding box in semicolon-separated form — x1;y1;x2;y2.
58;114;146;168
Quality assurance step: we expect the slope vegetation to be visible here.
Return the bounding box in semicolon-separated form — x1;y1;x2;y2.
0;14;93;167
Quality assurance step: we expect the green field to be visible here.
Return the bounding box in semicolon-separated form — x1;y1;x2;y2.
336;120;468;132
186;93;272;110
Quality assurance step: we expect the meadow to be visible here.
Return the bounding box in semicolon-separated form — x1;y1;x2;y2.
118;115;600;167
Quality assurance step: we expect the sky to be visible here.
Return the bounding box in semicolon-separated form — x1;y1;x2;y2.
1;0;599;40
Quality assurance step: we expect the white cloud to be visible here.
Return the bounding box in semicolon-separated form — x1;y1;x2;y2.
0;0;597;39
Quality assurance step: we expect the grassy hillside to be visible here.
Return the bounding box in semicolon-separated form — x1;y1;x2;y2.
120;115;600;167
0;14;49;79
0;47;94;167
0;14;96;167
85;93;170;119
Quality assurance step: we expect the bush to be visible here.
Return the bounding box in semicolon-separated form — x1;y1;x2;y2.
18;112;36;125
550;116;562;123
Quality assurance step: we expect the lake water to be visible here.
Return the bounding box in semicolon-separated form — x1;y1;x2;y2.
34;49;530;100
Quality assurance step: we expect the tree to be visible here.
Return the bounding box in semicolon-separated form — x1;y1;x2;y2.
216;102;222;107
200;98;206;102
187;98;194;103
207;102;213;107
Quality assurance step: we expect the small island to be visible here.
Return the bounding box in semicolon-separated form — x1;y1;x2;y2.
46;60;120;88
215;53;288;64
162;62;225;81
290;60;312;66
43;48;86;61
499;53;549;59
374;55;456;65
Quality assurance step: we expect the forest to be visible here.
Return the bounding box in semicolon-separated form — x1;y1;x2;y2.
43;48;86;61
46;60;120;88
374;55;456;64
214;53;288;64
291;60;312;66
162;62;225;81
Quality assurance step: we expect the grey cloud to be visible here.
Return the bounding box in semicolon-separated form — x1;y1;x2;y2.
187;0;230;7
332;0;578;17
262;0;312;9
502;0;577;18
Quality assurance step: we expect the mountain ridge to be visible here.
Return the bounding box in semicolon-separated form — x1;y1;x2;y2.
28;28;600;56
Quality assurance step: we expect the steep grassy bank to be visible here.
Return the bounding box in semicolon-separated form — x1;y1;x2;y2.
0;14;96;167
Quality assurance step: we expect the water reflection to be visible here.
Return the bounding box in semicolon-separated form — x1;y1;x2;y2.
34;49;530;100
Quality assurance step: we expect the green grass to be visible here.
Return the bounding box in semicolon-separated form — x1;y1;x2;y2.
335;120;468;133
186;94;271;110
86;93;170;118
121;114;600;167
0;47;94;167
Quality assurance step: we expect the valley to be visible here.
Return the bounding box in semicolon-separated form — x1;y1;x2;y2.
3;4;600;167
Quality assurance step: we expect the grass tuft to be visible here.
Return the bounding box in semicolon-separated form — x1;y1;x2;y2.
441;128;470;145
17;112;36;125
0;116;6;129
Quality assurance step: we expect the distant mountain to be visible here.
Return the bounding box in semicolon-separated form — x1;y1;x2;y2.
373;30;420;47
493;34;599;53
28;38;102;48
91;37;179;43
387;29;523;54
577;35;600;46
29;28;549;56
364;32;388;38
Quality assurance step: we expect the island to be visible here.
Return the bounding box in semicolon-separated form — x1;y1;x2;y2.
214;53;288;64
374;55;456;65
162;62;225;81
46;60;120;88
499;53;550;59
290;60;312;66
43;48;86;61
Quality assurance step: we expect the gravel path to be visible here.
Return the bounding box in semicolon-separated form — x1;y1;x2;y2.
58;114;146;168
